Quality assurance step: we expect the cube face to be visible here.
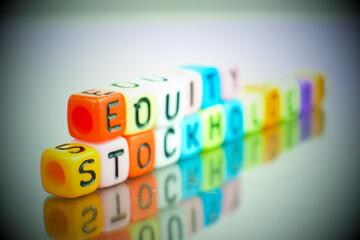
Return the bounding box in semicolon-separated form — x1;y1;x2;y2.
97;183;131;232
180;197;204;237
154;124;182;169
68;89;126;142
166;68;203;116
137;74;185;127
178;156;202;200
181;65;221;109
200;189;222;227
129;217;159;240
239;91;265;135
107;82;157;135
41;143;100;198
125;130;155;178
72;136;129;188
180;114;203;159
158;207;186;240
154;164;182;210
219;65;241;100
223;99;244;143
200;104;226;150
43;193;103;240
223;139;244;181
264;87;280;127
296;73;325;107
279;79;301;121
127;172;157;221
201;148;226;192
243;133;264;170
298;78;313;116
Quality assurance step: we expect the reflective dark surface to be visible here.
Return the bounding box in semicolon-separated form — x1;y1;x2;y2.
1;14;360;240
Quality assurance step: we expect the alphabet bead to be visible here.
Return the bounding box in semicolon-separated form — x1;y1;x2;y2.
72;136;129;188
165;68;203;116
181;65;222;109
68;89;126;142
223;139;244;181
263;125;280;163
219;65;241;100
245;85;281;128
200;104;226;150
296;72;325;107
278;77;301;121
41;143;100;198
137;73;185;127
124;130;155;178
297;78;313;116
179;113;203;159
223;99;244;143
43;193;103;240
238;90;266;135
154;124;182;169
106;82;157;135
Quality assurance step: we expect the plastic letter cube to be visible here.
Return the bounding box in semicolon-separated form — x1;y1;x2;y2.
295;72;325;107
68;89;126;142
106;82;157;135
181;65;221;109
41;143;100;198
278;77;301;121
219;64;241;100
154;124;182;169
72;136;129;188
180;113;203;159
43;193;103;240
158;206;186;240
200;189;222;227
238;90;266;135
154;164;182;209
137;73;185;127
297;78;313;116
97;183;131;232
246;85;281;128
311;108;324;137
200;104;226;150
165;68;203;116
125;130;155;178
201;147;225;192
178;156;202;200
127;172;157;221
223;99;244;143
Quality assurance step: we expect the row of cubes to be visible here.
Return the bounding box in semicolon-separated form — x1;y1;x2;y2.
43;113;323;240
67;65;324;142
41;107;323;199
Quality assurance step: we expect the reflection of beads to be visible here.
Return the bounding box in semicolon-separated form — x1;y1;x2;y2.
40;65;325;199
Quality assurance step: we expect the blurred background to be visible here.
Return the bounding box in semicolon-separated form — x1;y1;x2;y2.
0;1;359;239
